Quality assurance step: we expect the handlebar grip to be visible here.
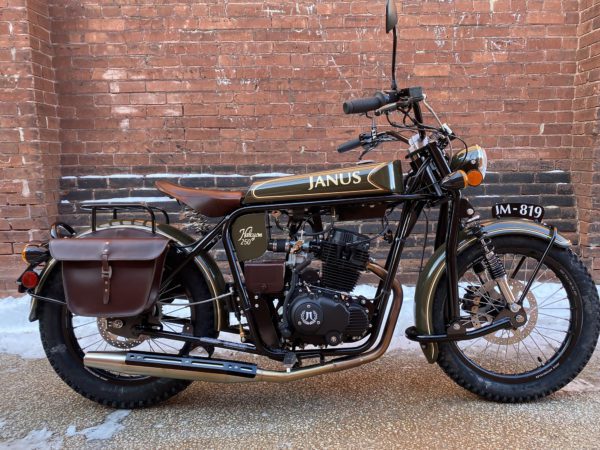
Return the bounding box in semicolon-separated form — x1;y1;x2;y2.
337;137;362;153
343;92;388;114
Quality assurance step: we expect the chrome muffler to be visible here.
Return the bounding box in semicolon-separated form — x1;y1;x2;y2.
84;262;403;383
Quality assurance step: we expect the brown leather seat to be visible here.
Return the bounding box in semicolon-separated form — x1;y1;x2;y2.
155;180;243;217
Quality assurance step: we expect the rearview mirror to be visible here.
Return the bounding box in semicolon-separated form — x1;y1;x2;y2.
386;0;398;33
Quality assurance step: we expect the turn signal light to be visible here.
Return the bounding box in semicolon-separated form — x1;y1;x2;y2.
466;169;484;187
21;271;39;289
440;170;468;191
21;244;49;265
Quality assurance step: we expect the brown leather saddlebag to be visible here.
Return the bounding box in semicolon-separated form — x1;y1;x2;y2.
49;237;169;317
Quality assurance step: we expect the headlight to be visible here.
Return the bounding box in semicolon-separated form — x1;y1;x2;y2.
450;145;487;187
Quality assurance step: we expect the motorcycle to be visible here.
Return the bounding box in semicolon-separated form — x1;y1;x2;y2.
15;0;599;408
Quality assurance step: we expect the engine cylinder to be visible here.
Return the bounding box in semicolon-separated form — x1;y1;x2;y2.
319;229;369;292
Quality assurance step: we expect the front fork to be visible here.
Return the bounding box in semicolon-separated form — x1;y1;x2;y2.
442;195;526;331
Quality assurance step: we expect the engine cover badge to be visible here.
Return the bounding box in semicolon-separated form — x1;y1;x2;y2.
231;213;268;261
292;300;322;332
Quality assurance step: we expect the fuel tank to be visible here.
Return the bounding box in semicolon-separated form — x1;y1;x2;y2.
244;161;403;204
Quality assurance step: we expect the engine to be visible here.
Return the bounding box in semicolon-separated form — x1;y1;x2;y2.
319;228;370;292
280;228;373;347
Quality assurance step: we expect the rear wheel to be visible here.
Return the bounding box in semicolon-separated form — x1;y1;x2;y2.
432;236;600;402
38;249;218;408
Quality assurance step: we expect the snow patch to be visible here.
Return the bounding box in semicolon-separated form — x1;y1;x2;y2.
0;295;45;359
352;285;420;352
66;410;131;441
1;428;62;449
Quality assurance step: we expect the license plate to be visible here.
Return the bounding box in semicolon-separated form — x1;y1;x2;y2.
492;203;544;222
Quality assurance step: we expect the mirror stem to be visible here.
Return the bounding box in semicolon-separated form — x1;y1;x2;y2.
391;26;398;91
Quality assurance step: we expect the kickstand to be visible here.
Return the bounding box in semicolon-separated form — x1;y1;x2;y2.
191;343;215;358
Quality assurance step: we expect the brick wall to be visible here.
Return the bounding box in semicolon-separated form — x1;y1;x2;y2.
1;0;599;292
573;0;600;280
0;0;60;293
51;0;580;174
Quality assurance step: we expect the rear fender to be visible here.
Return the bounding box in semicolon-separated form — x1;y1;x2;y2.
414;219;571;363
30;220;226;331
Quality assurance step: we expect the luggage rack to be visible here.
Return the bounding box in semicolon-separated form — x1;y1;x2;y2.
81;203;170;233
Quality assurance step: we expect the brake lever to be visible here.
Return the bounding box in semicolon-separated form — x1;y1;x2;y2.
357;132;394;160
359;146;373;161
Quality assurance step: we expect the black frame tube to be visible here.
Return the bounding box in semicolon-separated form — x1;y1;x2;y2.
220;196;428;360
445;193;461;321
516;226;557;304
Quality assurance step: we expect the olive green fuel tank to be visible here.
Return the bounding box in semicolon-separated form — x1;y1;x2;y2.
243;161;403;204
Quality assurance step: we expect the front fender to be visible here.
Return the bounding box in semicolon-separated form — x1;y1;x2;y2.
414;219;570;363
30;220;226;331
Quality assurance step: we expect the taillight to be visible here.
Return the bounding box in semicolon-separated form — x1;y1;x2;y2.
21;271;39;289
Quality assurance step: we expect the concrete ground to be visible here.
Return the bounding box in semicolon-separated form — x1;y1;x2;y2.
1;349;600;449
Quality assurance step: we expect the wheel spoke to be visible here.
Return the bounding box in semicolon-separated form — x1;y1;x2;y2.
72;320;96;329
451;250;577;377
537;312;570;321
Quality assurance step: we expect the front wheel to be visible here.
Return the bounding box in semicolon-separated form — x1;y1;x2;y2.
433;236;600;402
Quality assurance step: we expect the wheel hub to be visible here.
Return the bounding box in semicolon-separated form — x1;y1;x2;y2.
469;279;538;345
97;318;147;349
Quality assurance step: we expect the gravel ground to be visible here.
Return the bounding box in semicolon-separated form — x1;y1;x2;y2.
1;349;600;449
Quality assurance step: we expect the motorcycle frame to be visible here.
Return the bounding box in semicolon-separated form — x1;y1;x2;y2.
149;148;466;363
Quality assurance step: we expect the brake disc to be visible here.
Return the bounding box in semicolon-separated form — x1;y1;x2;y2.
469;279;538;345
97;318;147;349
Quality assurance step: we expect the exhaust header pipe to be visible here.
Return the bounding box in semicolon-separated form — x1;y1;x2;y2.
84;262;403;383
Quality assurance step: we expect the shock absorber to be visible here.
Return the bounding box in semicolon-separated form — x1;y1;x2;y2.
477;233;507;279
467;219;521;313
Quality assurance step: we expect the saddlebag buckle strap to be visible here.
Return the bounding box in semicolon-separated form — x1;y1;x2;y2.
101;248;112;305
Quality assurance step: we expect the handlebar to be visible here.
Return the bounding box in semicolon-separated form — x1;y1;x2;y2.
337;137;363;153
343;92;392;114
343;87;425;115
